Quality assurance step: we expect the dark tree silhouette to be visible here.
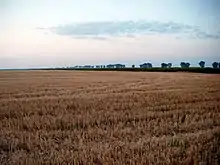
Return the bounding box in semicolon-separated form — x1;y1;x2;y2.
180;62;190;68
185;62;190;68
140;63;152;68
212;62;218;69
161;63;168;68
199;61;205;68
167;63;172;68
180;62;185;68
180;62;186;68
132;65;135;68
218;62;220;68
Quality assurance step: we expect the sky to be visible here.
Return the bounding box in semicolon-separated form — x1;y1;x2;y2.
0;0;220;68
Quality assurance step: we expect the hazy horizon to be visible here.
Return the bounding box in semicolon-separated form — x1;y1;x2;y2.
1;0;220;69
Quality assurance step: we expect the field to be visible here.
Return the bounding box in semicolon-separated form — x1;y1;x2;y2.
0;71;220;165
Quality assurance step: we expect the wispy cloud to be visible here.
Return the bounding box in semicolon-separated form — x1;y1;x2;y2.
70;36;108;40
37;21;220;40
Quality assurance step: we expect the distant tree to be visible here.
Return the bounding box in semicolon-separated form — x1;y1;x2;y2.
161;63;168;68
219;62;220;68
140;63;152;68
148;63;153;68
199;61;205;68
132;65;135;68
212;62;218;69
185;62;190;68
167;63;172;68
180;62;190;68
180;62;186;68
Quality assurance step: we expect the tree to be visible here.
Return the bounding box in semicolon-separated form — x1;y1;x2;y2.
180;62;190;68
212;62;218;69
167;63;172;68
185;62;190;68
199;61;205;68
219;62;220;68
132;65;135;68
148;63;153;68
180;62;186;68
161;63;168;68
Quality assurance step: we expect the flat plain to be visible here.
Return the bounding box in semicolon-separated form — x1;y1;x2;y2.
0;71;220;165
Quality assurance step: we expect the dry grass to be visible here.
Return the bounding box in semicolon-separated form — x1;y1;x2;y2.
0;71;220;165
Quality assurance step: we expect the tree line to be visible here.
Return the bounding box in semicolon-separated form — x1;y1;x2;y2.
160;61;220;69
42;61;220;73
73;61;220;69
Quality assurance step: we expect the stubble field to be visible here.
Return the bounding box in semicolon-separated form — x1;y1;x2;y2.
0;71;220;165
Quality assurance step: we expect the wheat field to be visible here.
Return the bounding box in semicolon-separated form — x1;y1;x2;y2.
0;71;220;165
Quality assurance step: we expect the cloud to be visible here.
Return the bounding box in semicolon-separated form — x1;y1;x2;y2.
90;36;107;40
195;31;220;39
37;21;220;40
71;36;108;40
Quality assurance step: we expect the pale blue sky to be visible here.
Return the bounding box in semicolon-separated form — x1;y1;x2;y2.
0;0;220;68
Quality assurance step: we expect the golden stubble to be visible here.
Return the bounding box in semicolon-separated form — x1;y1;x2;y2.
0;71;220;165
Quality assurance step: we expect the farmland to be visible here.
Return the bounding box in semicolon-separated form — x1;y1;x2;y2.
0;71;220;164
